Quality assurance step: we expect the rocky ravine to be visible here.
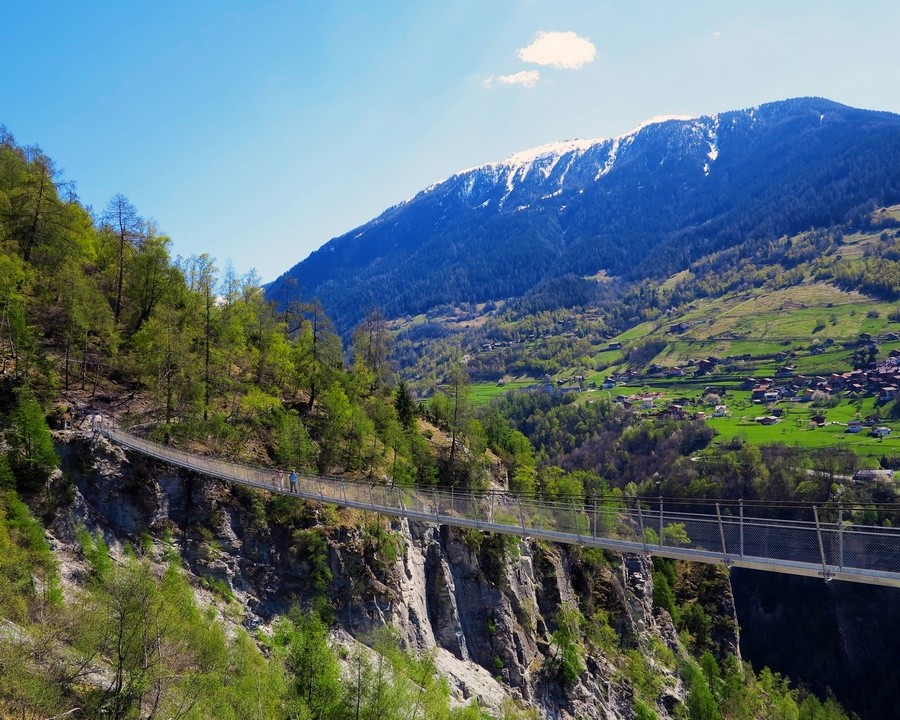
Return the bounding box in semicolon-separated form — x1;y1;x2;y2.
49;425;740;720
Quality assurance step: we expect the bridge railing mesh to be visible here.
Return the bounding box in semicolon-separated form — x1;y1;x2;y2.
96;419;900;583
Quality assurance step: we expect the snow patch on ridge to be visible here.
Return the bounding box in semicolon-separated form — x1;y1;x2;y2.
464;114;698;178
499;138;600;171
704;114;720;175
629;114;696;135
596;137;622;180
427;112;709;204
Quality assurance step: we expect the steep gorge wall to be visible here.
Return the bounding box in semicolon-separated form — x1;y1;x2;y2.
731;569;900;720
51;430;749;719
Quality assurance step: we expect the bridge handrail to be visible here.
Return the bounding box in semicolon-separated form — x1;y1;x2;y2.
94;416;900;588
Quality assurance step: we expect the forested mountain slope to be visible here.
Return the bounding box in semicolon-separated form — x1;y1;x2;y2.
0;122;860;720
268;97;900;334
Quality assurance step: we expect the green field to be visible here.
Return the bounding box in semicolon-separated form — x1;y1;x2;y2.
468;380;535;405
707;415;899;461
602;283;898;368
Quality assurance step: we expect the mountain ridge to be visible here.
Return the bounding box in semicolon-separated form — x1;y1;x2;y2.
267;98;900;334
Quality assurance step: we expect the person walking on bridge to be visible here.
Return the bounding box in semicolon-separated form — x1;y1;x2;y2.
289;469;298;493
274;469;284;489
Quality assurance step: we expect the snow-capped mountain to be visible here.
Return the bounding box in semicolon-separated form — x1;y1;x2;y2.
268;98;900;333
433;114;710;210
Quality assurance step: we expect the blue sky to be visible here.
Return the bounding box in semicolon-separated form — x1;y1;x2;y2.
3;1;899;282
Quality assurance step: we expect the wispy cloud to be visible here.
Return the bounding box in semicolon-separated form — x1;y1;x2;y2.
484;70;541;88
517;31;596;70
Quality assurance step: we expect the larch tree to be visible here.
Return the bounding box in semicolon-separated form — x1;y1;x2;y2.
126;225;180;333
102;194;144;324
352;310;393;389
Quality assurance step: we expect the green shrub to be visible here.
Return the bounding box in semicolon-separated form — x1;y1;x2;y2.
679;602;713;652
634;700;659;720
293;527;332;595
548;603;586;684
684;661;721;720
0;455;13;490
651;557;677;618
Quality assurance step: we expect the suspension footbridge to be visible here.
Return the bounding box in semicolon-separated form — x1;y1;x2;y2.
95;418;900;588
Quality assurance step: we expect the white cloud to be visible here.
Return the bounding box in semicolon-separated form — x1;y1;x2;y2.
517;31;596;70
487;70;540;88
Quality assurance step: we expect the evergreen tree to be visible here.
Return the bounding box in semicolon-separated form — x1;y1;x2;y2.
6;388;58;492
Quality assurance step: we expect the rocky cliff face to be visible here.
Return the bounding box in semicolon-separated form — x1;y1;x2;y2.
50;429;741;719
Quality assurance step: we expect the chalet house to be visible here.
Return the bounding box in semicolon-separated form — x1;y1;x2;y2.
751;384;771;400
830;373;848;388
871;426;892;438
756;416;780;425
763;391;780;403
846;420;863;433
713;405;728;417
775;365;796;377
607;342;622;351
811;415;827;427
661;404;686;419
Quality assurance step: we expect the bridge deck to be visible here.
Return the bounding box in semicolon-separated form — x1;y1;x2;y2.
97;420;900;588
